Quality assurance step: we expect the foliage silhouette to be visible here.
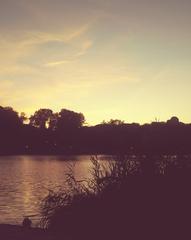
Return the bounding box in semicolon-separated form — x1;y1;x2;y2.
40;156;191;240
56;109;85;131
29;109;53;129
0;106;22;129
1;105;191;155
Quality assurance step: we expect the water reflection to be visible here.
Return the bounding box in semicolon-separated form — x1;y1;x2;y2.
0;155;93;225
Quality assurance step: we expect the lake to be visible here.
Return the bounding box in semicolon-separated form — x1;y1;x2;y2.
0;155;100;226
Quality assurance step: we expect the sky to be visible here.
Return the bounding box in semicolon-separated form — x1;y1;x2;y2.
0;0;191;125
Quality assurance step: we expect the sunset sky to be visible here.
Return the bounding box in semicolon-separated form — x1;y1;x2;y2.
0;0;191;125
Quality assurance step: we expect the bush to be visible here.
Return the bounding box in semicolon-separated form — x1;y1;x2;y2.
40;155;191;240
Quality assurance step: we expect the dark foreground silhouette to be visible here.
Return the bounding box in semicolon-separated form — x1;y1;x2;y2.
1;105;191;155
0;224;54;240
40;156;191;240
1;156;191;240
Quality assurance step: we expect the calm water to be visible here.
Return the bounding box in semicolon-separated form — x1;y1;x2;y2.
0;155;98;226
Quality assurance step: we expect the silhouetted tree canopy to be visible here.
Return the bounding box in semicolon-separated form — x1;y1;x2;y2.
56;109;85;131
29;109;53;129
0;105;191;155
102;119;125;125
19;112;28;124
49;113;59;131
167;116;180;125
0;106;22;129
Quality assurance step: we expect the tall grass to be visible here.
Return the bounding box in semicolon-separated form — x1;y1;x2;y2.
40;155;191;240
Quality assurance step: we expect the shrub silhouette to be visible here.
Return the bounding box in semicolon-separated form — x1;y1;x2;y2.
40;155;191;240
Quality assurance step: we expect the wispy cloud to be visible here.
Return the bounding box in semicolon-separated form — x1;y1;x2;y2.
44;40;93;67
44;60;72;67
23;24;90;46
0;24;91;75
75;40;93;57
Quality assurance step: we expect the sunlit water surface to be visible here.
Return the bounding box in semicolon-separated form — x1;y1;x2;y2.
0;155;102;226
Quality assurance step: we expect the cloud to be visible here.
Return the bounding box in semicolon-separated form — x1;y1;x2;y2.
75;40;93;57
44;39;93;67
44;60;72;67
23;24;90;46
0;23;91;75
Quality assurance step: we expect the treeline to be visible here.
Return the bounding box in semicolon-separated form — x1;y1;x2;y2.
0;106;191;155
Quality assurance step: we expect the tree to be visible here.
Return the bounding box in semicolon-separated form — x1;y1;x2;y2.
0;106;22;129
19;112;28;124
102;119;125;125
56;109;85;131
49;113;59;131
29;109;53;129
167;116;180;125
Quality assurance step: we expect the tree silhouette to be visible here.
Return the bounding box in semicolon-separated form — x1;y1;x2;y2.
19;112;28;124
0;105;190;155
56;109;85;131
167;116;180;125
49;113;59;131
29;109;53;129
0;106;22;129
102;119;125;125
